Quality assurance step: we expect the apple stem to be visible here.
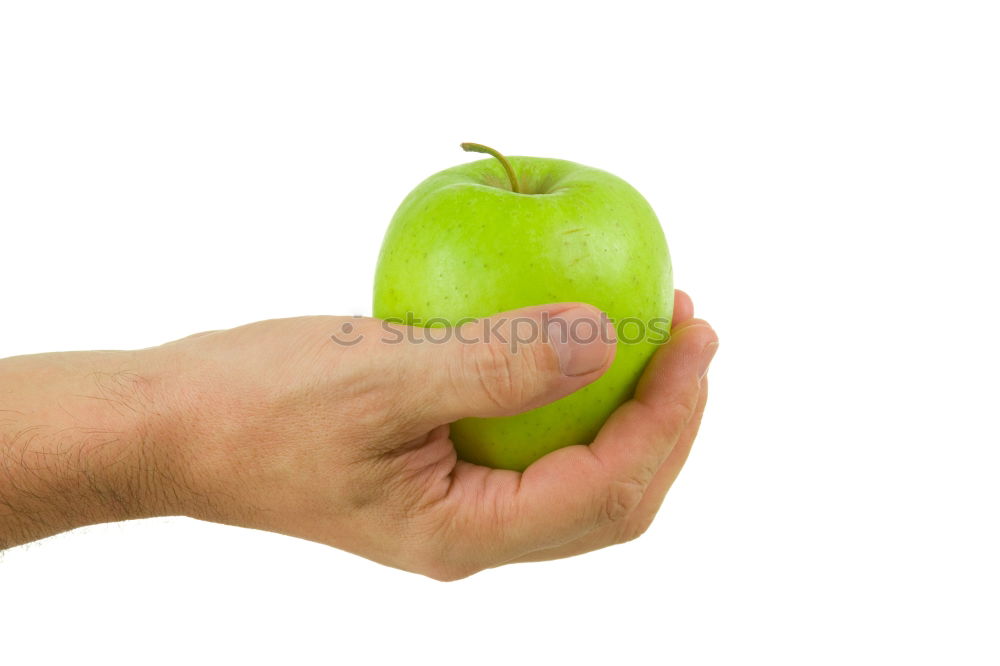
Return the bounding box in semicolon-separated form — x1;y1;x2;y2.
460;142;521;193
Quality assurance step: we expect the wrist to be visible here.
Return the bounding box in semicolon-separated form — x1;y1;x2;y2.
127;345;217;522
135;342;255;527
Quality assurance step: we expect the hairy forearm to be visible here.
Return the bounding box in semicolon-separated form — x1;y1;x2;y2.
0;350;172;549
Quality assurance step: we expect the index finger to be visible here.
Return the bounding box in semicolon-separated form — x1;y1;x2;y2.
498;319;718;554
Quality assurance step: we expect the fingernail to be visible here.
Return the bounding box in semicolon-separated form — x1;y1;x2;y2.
547;307;614;376
699;341;718;380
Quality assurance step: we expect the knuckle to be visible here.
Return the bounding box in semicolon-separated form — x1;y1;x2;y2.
425;564;477;583
407;515;485;582
465;338;522;411
629;388;702;452
598;477;645;527
662;388;702;425
418;552;481;582
617;513;655;544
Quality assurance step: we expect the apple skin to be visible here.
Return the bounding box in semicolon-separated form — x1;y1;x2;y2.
373;156;673;471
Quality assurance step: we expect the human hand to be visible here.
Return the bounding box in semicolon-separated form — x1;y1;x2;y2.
145;291;717;580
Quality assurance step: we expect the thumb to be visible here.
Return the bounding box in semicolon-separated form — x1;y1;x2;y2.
401;303;617;423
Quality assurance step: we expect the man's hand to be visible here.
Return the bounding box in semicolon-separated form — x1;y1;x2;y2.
0;291;716;579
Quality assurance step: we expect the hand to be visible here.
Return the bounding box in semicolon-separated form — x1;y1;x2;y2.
144;290;717;580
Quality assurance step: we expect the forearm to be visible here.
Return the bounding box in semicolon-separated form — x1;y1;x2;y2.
0;350;172;549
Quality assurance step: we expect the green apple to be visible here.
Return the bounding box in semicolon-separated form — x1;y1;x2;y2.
373;144;673;471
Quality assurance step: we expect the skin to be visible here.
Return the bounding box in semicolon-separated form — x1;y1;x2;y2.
0;291;716;581
375;155;673;470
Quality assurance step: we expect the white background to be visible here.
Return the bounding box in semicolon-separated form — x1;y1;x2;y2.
1;1;998;664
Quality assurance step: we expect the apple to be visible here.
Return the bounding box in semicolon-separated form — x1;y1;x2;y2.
373;143;673;471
